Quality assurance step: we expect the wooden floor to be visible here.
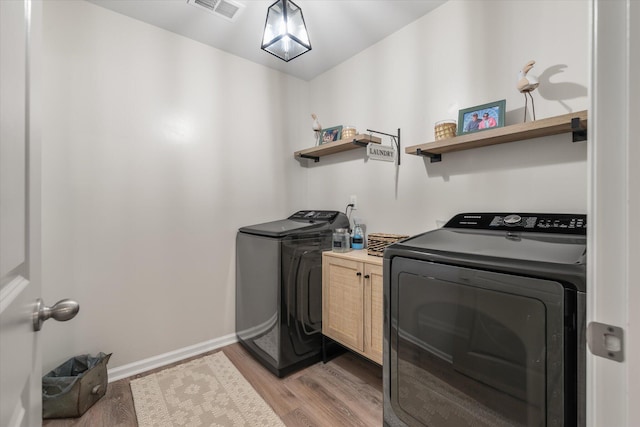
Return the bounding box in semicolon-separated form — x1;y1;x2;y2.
43;342;383;427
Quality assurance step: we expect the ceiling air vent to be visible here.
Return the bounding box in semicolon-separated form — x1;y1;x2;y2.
187;0;245;22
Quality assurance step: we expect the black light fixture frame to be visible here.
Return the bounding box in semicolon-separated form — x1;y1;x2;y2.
261;0;312;62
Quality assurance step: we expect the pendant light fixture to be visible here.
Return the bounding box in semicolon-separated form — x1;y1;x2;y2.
261;0;311;62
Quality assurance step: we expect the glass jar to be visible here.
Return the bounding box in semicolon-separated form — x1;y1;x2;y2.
332;228;351;253
342;126;357;140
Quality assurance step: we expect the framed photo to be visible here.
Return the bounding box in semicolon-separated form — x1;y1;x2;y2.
458;100;506;136
320;126;343;144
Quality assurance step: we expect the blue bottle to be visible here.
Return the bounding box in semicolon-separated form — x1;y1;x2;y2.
351;224;365;250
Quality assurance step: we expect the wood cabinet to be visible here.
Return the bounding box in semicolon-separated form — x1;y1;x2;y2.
322;250;383;365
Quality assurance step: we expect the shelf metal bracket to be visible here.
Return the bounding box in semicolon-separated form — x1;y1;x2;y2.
571;117;588;142
299;154;320;163
365;128;401;166
351;139;369;148
416;148;442;163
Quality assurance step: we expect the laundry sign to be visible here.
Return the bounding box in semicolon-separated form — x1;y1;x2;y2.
367;144;396;162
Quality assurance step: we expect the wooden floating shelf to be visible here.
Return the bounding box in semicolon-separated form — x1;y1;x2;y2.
405;110;588;162
294;134;382;162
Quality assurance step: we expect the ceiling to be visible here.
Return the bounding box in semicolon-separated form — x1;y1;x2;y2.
86;0;446;81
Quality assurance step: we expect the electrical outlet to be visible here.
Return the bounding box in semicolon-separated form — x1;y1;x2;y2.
350;195;357;209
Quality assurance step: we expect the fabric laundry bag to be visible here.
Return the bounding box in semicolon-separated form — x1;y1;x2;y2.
42;352;111;419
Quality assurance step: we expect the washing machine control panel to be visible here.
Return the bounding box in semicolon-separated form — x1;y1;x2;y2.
446;213;587;234
289;210;339;222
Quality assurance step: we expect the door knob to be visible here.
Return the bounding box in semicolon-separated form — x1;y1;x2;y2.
33;298;80;331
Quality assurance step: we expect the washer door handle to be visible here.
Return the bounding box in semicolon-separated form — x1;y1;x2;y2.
33;298;80;331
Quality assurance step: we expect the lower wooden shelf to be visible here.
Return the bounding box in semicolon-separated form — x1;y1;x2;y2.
294;134;382;163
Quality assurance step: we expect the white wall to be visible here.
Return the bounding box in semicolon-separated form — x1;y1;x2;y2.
41;0;589;374
41;1;308;372
304;0;589;236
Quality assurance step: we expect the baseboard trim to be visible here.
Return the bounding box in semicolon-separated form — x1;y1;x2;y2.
107;333;238;382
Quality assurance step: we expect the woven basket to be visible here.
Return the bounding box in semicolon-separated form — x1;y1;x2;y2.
367;233;409;257
434;120;457;140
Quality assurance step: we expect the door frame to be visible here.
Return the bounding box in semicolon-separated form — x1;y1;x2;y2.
588;0;639;425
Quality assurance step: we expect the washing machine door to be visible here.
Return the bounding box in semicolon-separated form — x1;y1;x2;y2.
239;219;321;238
281;233;331;356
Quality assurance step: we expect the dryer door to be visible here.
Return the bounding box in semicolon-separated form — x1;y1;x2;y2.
386;257;573;427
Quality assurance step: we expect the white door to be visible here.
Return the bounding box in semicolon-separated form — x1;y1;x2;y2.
1;1;43;426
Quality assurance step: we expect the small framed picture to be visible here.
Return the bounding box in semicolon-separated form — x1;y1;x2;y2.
320;126;343;144
458;100;506;136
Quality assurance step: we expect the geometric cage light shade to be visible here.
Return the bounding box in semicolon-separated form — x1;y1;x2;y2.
261;0;311;62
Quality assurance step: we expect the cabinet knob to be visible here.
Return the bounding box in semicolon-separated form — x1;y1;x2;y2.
356;272;362;276
364;275;370;279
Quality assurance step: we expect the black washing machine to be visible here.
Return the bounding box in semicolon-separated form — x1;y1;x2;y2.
236;210;349;377
383;213;586;427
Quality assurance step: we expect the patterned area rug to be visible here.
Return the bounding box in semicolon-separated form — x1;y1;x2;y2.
130;352;285;427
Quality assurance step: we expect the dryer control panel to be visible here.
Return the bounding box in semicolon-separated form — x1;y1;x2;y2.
446;213;587;234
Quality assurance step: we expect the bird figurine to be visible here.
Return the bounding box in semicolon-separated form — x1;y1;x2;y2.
517;60;540;122
311;113;322;146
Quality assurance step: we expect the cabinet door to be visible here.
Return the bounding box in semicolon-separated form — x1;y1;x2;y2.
364;263;384;364
322;256;364;352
